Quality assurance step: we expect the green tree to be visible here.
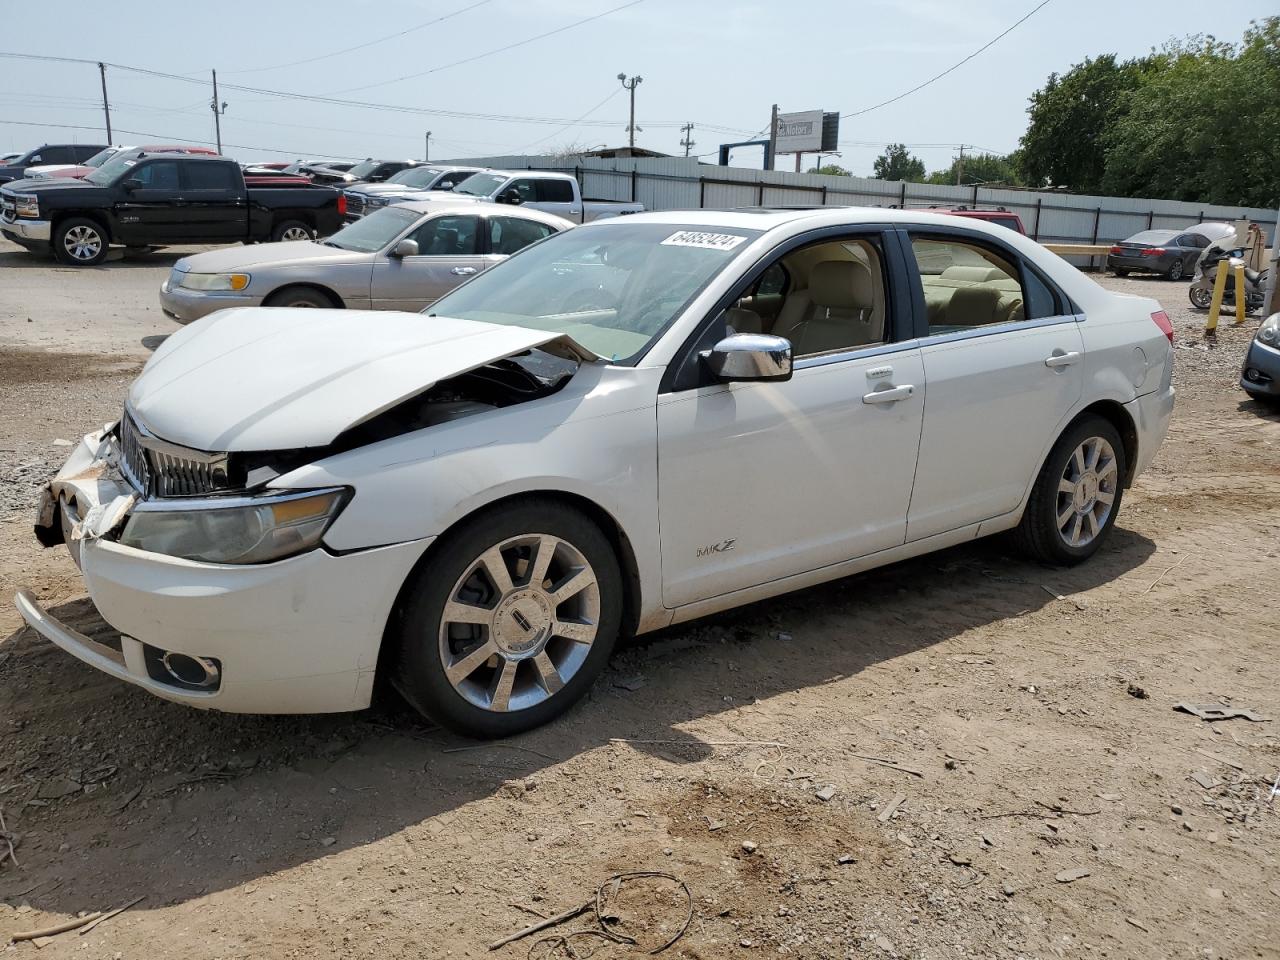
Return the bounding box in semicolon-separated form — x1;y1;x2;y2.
925;152;1023;186
1018;54;1151;193
872;143;925;182
1103;20;1279;207
807;163;851;177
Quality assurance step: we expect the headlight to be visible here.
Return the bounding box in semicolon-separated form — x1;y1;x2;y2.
119;488;349;564
368;196;389;207
14;194;38;217
178;272;251;292
1258;313;1280;346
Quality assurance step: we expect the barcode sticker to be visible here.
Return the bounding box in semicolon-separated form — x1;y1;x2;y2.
660;231;749;251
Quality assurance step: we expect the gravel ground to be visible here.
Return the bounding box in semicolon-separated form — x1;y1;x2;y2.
0;238;1277;960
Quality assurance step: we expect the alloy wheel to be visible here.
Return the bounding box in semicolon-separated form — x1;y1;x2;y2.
1055;436;1119;548
438;533;601;713
1168;260;1184;280
63;225;103;261
280;226;311;242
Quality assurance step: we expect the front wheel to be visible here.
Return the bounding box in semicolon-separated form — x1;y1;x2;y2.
271;220;313;243
53;218;109;266
1166;259;1185;281
1188;284;1213;309
391;500;623;738
1013;415;1127;566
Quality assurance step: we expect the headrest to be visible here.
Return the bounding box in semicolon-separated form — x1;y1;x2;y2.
810;260;874;310
941;265;1007;283
722;307;763;335
946;285;1001;326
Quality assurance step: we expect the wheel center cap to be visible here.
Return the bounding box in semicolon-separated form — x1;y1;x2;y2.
491;591;552;658
1075;472;1099;511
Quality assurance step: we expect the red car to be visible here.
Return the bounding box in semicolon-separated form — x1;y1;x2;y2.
25;144;218;181
932;206;1026;234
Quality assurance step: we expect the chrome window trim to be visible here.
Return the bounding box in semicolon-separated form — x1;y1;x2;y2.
131;486;348;515
917;313;1083;348
792;338;922;371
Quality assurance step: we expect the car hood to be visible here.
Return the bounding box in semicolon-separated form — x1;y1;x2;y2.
172;240;370;274
347;182;429;197
128;307;599;451
2;177;106;194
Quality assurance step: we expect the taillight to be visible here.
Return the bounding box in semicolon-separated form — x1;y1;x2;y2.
1140;247;1165;257
1109;246;1123;255
336;194;347;216
1151;310;1174;344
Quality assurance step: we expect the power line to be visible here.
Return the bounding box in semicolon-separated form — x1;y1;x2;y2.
328;0;646;96
225;0;494;74
0;118;359;159
523;88;624;150
840;0;1054;119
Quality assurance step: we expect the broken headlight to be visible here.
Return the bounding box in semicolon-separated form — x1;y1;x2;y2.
14;194;39;218
118;488;349;564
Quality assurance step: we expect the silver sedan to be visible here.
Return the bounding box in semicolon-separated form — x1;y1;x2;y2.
159;200;572;324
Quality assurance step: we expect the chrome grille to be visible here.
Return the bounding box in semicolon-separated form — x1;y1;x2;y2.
117;411;231;498
343;190;365;218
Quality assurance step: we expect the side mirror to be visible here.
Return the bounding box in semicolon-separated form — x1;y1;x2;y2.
122;178;143;192
702;333;792;383
498;189;522;205
390;238;419;258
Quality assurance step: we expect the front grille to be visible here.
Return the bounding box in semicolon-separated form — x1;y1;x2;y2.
118;411;231;498
343;190;365;217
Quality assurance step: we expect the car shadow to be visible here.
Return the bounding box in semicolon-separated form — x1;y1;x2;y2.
0;246;199;271
0;527;1156;914
1237;397;1280;421
141;335;169;352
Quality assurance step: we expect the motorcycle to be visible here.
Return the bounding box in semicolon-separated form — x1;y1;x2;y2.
1188;240;1268;312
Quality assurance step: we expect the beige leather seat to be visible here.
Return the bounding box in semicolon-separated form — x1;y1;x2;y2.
773;260;879;356
945;286;1002;327
722;306;763;335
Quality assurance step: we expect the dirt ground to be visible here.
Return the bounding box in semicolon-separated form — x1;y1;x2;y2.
1;235;1278;960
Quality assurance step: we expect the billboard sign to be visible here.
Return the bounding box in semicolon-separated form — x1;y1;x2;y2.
775;110;824;154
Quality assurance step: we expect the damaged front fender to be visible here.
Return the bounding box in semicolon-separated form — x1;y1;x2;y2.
34;427;137;558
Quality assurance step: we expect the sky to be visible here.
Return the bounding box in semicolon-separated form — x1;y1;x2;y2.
0;0;1273;176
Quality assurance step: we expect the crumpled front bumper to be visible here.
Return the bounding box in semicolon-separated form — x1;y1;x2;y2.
18;430;430;714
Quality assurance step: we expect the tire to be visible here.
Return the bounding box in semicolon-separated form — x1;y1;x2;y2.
1188;284;1213;309
271;220;313;243
1113;268;1129;278
1166;258;1184;281
391;499;623;738
263;286;334;309
1013;415;1127;566
53;217;108;266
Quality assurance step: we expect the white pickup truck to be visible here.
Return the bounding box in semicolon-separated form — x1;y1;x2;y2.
447;169;642;223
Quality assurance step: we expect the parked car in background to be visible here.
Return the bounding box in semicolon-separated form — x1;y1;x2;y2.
241;165;314;188
23;208;1174;736
159;201;570;322
1;153;344;265
1107;228;1213;279
0;152;21;165
0;143;107;185
449;170;643;223
310;158;422;187
900;205;1026;234
24;144;219;181
343;165;487;220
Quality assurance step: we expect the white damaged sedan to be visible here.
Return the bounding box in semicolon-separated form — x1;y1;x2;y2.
18;208;1175;737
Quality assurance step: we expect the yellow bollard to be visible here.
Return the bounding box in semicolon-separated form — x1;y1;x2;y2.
1232;260;1246;325
1205;258;1230;333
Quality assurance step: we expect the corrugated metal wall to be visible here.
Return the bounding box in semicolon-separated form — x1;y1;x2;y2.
441;153;1278;248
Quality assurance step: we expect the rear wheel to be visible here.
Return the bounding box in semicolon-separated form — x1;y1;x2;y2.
271;220;313;243
53;218;108;266
1112;268;1129;278
391;500;622;738
1013;415;1127;566
264;286;334;309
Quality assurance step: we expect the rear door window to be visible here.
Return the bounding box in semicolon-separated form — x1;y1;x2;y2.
909;235;1060;332
488;216;556;255
536;179;575;203
183;162;238;191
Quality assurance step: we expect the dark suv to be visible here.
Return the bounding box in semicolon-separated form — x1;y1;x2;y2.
0;144;107;185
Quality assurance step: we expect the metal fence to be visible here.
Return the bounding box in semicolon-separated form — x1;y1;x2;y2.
441;153;1278;256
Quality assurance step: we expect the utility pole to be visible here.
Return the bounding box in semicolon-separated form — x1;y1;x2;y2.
97;62;112;143
955;144;966;186
679;122;695;158
424;131;431;161
210;70;227;154
617;73;642;149
767;103;779;171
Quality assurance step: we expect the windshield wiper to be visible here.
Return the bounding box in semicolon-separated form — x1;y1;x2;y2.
320;239;344;248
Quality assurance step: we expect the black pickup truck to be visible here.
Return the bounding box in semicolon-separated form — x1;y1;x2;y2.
0;153;345;265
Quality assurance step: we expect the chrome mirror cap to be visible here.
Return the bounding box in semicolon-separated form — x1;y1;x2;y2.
703;333;792;383
390;238;419;258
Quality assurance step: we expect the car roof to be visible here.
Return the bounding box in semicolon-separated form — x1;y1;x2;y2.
481;169;576;182
582;206;1035;233
392;198;573;227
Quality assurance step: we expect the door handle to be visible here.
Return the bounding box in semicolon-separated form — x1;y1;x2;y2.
451;266;478;276
1044;351;1081;369
863;384;915;405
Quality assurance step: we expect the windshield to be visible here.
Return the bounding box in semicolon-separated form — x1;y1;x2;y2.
452;172;507;197
345;160;381;179
83;147;119;168
387;166;443;187
426;222;761;363
85;154;140;185
323;206;419;253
